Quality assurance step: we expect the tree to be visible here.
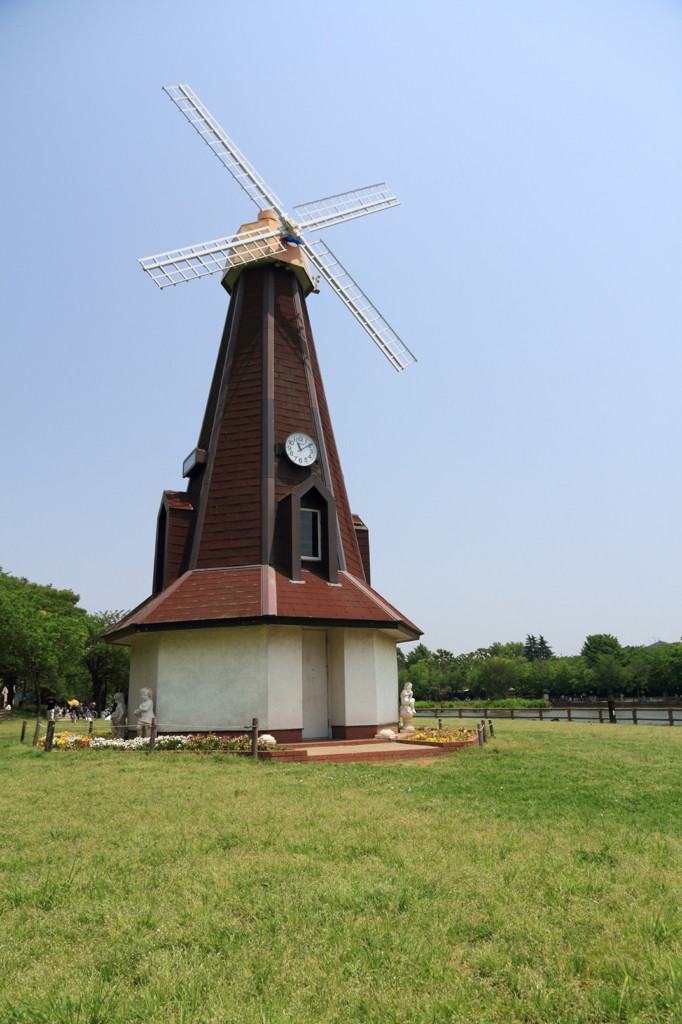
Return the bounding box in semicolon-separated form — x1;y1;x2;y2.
425;649;458;702
524;635;538;660
82;611;130;712
487;641;525;660
543;658;574;699
580;634;622;667
647;644;682;699
405;643;432;667
622;646;653;699
407;657;431;701
580;636;624;721
587;655;626;706
0;570;88;713
524;635;554;661
431;649;456;673
468;657;527;701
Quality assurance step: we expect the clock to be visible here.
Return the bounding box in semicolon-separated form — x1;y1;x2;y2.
284;432;318;467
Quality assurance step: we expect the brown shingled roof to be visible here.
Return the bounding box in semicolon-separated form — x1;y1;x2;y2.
106;567;419;641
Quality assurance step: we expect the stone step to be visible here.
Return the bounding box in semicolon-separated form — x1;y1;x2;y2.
304;746;446;764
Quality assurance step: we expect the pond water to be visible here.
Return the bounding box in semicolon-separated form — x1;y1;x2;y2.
426;707;681;727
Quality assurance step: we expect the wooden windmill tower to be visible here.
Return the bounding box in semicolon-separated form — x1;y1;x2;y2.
106;86;421;740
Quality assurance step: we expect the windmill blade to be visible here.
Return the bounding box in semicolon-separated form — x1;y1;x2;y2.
139;225;283;288
163;85;288;220
303;238;416;371
292;184;399;232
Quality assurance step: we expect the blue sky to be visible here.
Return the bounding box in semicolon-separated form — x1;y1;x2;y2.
2;0;680;655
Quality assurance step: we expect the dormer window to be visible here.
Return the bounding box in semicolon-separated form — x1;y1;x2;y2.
277;476;339;583
301;507;321;561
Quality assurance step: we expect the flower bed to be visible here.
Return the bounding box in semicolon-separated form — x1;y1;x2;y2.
396;727;478;751
40;732;282;752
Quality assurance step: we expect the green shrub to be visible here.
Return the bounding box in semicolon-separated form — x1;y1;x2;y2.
416;698;551;709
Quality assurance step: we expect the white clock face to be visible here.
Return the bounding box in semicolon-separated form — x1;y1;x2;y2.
285;432;318;467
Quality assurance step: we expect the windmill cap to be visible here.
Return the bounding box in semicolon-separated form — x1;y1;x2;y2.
221;212;315;296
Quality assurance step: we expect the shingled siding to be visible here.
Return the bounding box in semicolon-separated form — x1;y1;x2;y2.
353;515;371;586
192;270;265;569
176;264;367;581
293;280;367;581
272;283;317;464
163;502;194;590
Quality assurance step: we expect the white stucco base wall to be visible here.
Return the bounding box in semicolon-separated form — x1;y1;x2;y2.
127;624;399;733
129;626;302;732
332;628;400;726
327;630;346;725
127;634;159;727
265;627;302;731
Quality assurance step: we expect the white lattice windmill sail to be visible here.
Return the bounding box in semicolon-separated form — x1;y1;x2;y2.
139;84;416;371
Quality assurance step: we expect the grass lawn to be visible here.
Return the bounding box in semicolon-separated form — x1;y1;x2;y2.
0;717;680;1023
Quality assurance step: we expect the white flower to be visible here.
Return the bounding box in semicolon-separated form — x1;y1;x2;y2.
155;735;189;749
259;734;277;747
89;736;151;750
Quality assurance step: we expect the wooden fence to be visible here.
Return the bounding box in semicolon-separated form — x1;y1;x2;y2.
416;706;682;727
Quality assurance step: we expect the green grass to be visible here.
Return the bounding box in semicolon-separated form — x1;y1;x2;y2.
0;718;680;1023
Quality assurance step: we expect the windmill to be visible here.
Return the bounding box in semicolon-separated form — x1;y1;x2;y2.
106;86;421;742
140;84;416;372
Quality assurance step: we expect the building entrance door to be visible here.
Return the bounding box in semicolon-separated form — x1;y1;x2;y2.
302;629;329;739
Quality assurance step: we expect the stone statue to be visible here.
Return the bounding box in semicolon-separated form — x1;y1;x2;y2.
133;688;155;737
110;692;127;737
399;681;416;733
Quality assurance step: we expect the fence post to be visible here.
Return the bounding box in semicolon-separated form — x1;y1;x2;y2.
539;707;543;721
44;720;56;752
632;707;638;725
88;718;94;735
20;721;27;743
149;717;158;753
598;708;604;723
668;708;674;726
251;717;259;759
567;707;572;722
477;723;484;746
488;719;494;738
32;720;42;747
438;717;442;730
510;708;515;719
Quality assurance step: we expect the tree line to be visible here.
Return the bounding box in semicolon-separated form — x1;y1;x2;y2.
2;568;680;710
398;633;682;703
0;569;129;714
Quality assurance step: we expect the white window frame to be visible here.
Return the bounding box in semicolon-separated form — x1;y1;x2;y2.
300;507;322;561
